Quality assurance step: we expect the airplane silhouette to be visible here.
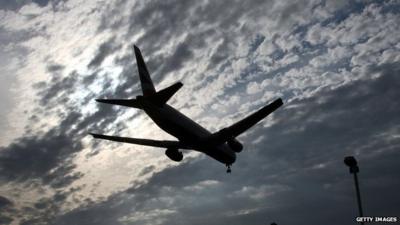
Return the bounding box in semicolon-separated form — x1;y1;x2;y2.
90;45;283;173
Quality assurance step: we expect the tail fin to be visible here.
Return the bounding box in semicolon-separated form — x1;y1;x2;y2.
134;45;156;96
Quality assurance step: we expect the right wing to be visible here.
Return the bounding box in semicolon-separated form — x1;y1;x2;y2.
89;133;185;149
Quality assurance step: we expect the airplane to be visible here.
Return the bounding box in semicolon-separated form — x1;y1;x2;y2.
90;45;283;173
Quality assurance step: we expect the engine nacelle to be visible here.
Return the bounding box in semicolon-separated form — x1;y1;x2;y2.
227;138;243;152
165;148;183;162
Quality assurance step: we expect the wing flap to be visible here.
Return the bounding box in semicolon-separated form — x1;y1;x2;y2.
89;133;183;148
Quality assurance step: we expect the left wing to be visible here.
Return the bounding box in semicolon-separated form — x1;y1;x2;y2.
95;99;142;108
89;133;186;149
209;98;283;142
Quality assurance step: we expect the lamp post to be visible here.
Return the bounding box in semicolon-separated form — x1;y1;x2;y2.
344;156;364;225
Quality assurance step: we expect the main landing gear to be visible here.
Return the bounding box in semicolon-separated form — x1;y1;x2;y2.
226;164;232;173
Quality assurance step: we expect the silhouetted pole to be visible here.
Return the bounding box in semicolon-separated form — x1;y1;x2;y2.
344;156;364;225
270;223;277;225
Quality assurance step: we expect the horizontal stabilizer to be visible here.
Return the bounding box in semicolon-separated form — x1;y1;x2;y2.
148;82;183;105
95;99;142;108
210;98;283;141
89;133;186;148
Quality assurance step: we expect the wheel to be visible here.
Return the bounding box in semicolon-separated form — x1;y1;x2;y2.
226;164;232;173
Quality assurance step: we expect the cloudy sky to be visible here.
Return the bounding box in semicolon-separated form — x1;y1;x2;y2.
0;0;399;224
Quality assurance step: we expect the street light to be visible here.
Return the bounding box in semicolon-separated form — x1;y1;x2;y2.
344;156;364;225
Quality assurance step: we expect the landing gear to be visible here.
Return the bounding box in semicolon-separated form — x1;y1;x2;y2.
226;164;232;173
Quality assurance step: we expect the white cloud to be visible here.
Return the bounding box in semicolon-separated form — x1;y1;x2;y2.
183;180;220;191
230;184;291;200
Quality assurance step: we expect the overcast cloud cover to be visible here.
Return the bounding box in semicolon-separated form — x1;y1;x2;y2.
0;0;399;224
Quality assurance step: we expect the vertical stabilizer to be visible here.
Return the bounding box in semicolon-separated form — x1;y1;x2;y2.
134;45;156;96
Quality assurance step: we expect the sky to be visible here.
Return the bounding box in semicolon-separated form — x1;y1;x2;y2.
0;0;399;224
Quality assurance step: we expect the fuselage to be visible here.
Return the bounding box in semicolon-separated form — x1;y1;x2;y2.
139;98;236;165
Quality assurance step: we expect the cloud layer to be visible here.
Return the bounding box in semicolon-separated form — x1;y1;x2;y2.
0;0;399;224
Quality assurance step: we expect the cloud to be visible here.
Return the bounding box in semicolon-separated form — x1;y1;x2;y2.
158;40;194;76
88;37;121;68
46;64;65;72
0;0;30;11
0;129;82;186
0;196;13;209
32;0;51;7
0;196;14;225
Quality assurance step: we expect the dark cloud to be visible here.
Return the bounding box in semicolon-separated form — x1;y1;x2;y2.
46;64;65;73
249;34;265;54
32;68;125;136
96;0;128;32
0;196;14;225
0;0;67;11
0;196;13;209
1;69;122;187
81;71;98;86
0;56;144;200
32;0;50;7
0;216;12;225
0;27;34;46
0;130;82;185
127;1;196;49
158;41;194;76
88;38;121;68
208;37;233;71
0;0;30;11
35;71;80;106
138;165;155;177
97;0;288;74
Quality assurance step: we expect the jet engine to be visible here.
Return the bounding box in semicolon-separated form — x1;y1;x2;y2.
165;148;183;162
227;138;243;152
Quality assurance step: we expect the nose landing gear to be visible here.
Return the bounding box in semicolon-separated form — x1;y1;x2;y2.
226;164;232;173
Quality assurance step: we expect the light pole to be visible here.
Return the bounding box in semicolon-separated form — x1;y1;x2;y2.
344;156;364;225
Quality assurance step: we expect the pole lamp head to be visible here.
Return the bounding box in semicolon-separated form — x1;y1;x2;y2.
344;156;359;174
